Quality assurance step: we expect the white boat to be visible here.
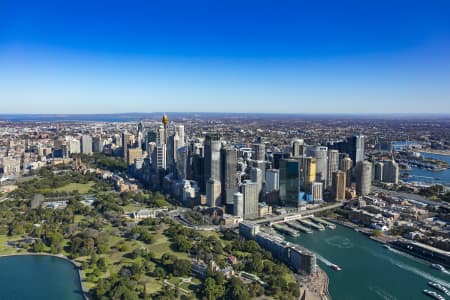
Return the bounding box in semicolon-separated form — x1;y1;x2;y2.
428;281;450;296
330;264;341;271
431;264;446;272
423;289;446;300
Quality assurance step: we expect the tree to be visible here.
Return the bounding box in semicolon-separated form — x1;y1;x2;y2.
32;239;45;252
173;259;191;277
226;277;251;300
154;267;166;279
203;277;224;300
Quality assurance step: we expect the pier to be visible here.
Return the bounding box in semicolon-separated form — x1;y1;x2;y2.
299;219;325;231
286;221;313;234
272;224;300;237
310;216;336;229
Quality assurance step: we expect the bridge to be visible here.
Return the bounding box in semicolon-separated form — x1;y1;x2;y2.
255;202;345;225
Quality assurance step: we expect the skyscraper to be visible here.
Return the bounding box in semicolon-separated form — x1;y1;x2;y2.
307;146;328;186
349;135;365;164
122;132;134;163
92;136;103;153
220;147;239;205
356;161;372;196
265;169;280;192
206;178;222;207
241;181;258;219
339;156;353;187
302;156;316;190
253;143;266;161
250;167;263;200
81;135;93;155
382;160;399;184
332;170;346;201
374;161;384;181
233;192;244;218
327;149;339;187
204;133;221;190
310;182;323;202
279;158;301;208
292;139;305;157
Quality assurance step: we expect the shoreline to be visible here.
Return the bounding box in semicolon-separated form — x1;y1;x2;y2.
0;252;89;300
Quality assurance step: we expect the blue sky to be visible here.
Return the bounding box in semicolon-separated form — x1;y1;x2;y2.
1;0;449;114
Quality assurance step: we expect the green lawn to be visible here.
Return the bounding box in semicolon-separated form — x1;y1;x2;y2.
53;182;95;194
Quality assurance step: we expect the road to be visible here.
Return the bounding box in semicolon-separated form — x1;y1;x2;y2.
254;202;345;224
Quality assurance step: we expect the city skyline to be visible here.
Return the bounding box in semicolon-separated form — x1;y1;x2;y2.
1;0;450;114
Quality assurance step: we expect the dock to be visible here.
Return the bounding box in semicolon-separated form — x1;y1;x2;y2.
299;219;325;231
310;216;336;229
273;224;300;237
286;221;313;234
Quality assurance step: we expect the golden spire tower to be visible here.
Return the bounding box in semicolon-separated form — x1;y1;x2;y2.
162;114;169;144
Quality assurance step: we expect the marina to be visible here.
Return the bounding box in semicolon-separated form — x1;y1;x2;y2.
310;216;336;229
298;218;326;231
286;221;313;234
272;224;300;237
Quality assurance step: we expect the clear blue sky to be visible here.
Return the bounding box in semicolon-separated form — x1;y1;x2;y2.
1;0;449;114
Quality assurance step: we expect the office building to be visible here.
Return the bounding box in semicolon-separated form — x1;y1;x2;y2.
327;149;339;187
310;182;323;202
204;133;221;190
92;136;103;153
241;181;259;219
374;161;384;181
265;169;280;192
292;139;305;157
253;143;266;161
127;148;143;166
302;156;316;190
307;146;328;186
279;158;301;207
206;178;222;207
382;160;399;184
332;170;346;201
233;192;244;218
356;161;372;196
349;135;365;164
339;156;353;187
81;135;93;155
221;147;239;205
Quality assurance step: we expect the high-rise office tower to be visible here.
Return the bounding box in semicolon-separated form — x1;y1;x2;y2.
250;167;263;199
332;170;346;201
69;138;81;155
292;139;305;157
146;130;158;145
161;114;169;145
279;158;301;207
307;146;328;186
153;144;167;170
327;149;339;187
81;135;93;155
175;125;185;147
382;160;399;184
204;133;221;190
253;143;266;161
137;121;144;149
233;192;244;218
220;147;239;205
92;136;103;153
339;156;353;187
206;178;222;207
374;161;384;181
356;161;372;196
122;132;134;163
265;169;280;192
176;146;188;180
127;148;143;166
302;156;316;190
241;181;258;219
349;135;365;164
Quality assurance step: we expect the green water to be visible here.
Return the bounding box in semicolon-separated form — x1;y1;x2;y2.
0;255;84;300
285;225;450;300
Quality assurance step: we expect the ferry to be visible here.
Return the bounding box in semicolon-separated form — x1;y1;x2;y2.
329;264;341;271
428;281;450;296
431;264;446;272
383;244;391;250
423;289;446;300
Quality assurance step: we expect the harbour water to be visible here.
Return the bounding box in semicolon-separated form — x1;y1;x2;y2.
286;225;450;300
0;255;84;300
402;152;450;187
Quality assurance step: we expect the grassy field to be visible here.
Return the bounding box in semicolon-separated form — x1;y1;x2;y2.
53;182;95;194
0;235;26;255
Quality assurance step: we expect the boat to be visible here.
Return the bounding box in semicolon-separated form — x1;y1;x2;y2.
423;289;446;300
431;264;446;272
428;281;450;296
383;244;391;250
329;264;341;271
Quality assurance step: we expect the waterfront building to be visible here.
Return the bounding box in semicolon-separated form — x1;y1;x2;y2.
382;159;399;184
311;182;323;202
332;170;346;201
356;160;372;196
279;158;301;207
302;156;316;190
